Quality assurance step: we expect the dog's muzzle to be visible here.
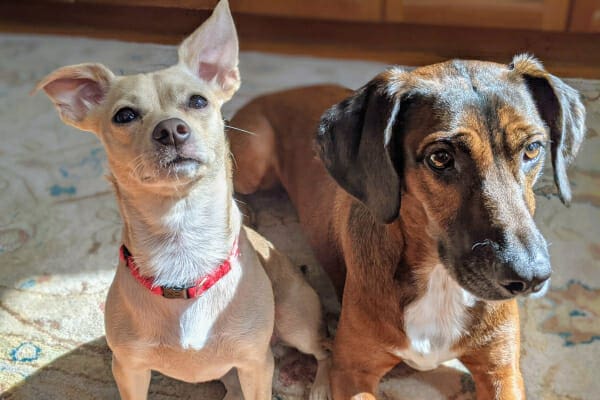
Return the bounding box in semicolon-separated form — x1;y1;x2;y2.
152;118;191;147
474;235;552;297
150;118;209;174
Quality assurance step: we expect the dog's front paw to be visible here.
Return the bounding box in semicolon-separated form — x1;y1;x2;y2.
309;384;332;400
309;357;332;400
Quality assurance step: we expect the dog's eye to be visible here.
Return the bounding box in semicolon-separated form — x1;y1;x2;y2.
188;95;208;109
113;108;138;124
524;142;542;162
427;150;454;171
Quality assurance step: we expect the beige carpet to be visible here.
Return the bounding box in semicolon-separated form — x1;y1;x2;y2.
0;33;599;400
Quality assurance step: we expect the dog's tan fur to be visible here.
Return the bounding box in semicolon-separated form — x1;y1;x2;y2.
229;58;584;399
36;2;330;399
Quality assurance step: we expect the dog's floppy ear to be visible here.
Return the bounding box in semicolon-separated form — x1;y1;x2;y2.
316;73;405;223
510;54;586;205
34;63;114;132
178;0;240;101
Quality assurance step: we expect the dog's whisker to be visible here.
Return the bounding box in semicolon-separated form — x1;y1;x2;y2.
129;156;145;180
133;159;145;175
123;152;167;182
128;153;144;167
229;150;238;169
225;124;256;136
174;169;182;195
471;240;491;251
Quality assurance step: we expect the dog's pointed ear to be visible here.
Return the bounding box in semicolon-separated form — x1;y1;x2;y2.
34;63;114;132
510;54;586;206
316;72;406;224
178;0;240;101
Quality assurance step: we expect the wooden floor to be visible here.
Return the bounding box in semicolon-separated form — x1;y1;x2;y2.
1;1;599;78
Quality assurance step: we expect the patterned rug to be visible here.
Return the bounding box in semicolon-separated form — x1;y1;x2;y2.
0;33;598;400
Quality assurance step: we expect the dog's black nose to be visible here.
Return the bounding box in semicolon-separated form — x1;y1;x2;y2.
152;118;191;146
497;253;552;295
500;273;550;295
476;235;552;296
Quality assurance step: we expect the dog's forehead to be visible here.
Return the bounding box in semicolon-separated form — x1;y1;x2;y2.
410;60;508;85
108;66;205;106
151;66;204;96
403;60;545;138
108;73;155;105
409;60;530;107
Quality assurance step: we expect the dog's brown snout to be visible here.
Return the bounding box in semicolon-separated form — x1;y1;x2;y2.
152;118;191;146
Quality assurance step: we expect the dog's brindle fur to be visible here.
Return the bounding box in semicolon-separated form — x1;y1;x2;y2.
36;2;331;399
229;56;585;399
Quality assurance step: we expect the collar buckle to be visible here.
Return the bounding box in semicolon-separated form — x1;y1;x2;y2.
162;286;188;299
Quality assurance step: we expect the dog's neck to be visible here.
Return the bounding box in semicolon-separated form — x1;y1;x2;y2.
112;164;240;287
346;196;454;305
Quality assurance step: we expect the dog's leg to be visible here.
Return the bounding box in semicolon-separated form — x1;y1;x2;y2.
329;307;398;400
112;356;151;400
274;280;332;400
237;349;275;400
311;356;332;400
221;368;244;400
460;351;524;398
460;305;524;400
460;354;524;400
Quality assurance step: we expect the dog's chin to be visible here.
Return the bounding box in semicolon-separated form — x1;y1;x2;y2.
163;156;207;179
138;157;209;187
159;156;208;185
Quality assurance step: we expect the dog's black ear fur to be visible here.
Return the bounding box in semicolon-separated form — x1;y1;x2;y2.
316;75;403;223
510;54;586;206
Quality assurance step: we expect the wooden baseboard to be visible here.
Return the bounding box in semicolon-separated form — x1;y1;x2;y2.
1;1;599;78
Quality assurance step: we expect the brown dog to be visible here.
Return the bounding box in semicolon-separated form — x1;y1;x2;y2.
228;55;585;399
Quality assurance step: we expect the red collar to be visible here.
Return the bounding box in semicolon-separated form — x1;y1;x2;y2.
119;238;240;299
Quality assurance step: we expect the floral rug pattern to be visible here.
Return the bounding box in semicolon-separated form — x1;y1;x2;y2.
0;34;598;399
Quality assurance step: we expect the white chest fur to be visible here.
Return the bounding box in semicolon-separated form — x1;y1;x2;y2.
175;257;243;350
394;264;476;371
128;181;236;288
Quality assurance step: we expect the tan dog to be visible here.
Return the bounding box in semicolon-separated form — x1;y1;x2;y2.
35;1;331;399
229;57;585;399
